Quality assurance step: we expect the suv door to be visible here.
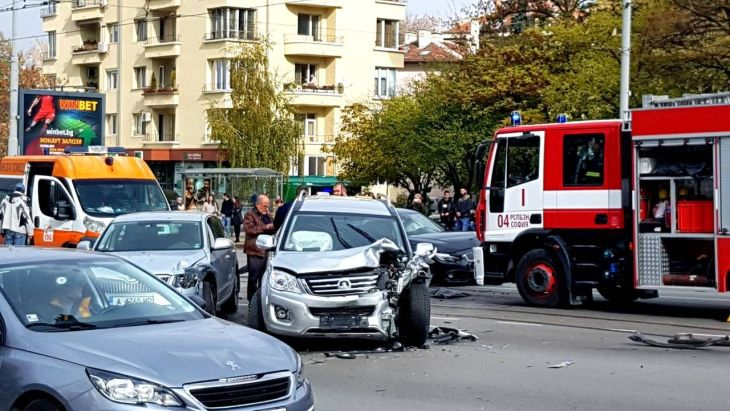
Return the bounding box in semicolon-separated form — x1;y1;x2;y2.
207;217;235;301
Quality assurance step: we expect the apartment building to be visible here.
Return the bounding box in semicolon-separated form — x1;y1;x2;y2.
39;0;405;192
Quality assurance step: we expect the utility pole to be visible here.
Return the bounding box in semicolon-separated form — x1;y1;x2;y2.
619;0;632;120
8;0;20;155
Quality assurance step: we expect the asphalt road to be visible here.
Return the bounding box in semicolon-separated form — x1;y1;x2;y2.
231;250;730;411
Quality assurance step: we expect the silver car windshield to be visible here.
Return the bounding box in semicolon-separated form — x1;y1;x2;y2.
282;213;406;252
0;259;203;331
96;221;203;252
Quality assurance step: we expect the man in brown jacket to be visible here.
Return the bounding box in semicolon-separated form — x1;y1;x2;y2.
244;194;275;300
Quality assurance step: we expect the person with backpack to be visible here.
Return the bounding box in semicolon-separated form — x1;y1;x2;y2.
0;183;34;246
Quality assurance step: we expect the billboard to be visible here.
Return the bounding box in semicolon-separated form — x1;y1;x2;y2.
19;89;105;155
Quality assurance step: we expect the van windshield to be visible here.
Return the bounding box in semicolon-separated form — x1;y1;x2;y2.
74;180;169;217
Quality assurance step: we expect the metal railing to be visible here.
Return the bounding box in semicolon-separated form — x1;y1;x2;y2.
72;43;99;53
285;83;343;94
145;132;179;142
142;86;178;95
40;4;57;17
204;29;257;41
72;0;104;8
146;34;181;45
284;32;344;44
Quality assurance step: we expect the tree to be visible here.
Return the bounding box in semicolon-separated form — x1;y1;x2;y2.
207;41;302;174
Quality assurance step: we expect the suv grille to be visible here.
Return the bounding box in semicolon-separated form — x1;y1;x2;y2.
309;306;376;316
302;273;379;296
189;376;290;408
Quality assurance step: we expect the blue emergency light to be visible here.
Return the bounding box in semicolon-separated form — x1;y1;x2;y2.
556;113;568;123
510;111;522;126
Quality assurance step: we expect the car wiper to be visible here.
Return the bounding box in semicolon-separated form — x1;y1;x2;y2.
331;218;353;249
26;320;97;331
346;223;377;243
111;319;185;328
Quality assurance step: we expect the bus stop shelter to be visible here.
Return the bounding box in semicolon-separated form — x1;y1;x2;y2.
181;168;283;209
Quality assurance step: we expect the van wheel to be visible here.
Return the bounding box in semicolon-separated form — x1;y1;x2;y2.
221;269;240;314
247;289;266;331
397;281;430;347
515;249;565;308
202;281;217;316
22;399;63;411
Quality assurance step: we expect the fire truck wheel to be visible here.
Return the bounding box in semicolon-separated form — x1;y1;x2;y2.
596;286;638;304
515;249;565;308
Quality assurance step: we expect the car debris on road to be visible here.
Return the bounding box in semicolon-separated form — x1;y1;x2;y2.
629;332;730;349
430;288;471;299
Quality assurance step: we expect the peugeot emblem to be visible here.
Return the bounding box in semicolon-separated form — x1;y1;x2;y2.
337;280;351;290
225;361;241;371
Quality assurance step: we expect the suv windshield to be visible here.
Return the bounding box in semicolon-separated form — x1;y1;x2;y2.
96;221;203;252
283;213;406;252
400;211;444;235
74;180;169;217
0;259;203;331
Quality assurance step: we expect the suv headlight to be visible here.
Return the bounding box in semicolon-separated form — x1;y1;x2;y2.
87;368;183;407
269;270;301;293
84;216;106;233
295;353;305;388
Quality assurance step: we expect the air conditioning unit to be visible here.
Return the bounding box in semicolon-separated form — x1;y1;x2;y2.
98;42;109;53
141;112;152;122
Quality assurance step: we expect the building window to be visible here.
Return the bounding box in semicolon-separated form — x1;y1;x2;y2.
297;14;321;41
375;19;399;48
209;59;230;90
47;31;56;58
296;113;317;142
106;114;117;135
133;113;147;135
209;8;256;40
106;69;118;90
563;134;605;186
109;24;119;43
306;156;328;176
136;20;147;42
134;67;146;89
374;67;397;98
295;63;317;85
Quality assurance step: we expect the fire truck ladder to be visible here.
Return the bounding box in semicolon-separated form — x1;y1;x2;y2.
642;92;730;108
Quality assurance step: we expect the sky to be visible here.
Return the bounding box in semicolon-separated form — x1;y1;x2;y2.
1;0;475;51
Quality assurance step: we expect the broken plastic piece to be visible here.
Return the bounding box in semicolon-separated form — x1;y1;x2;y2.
629;332;730;349
548;361;574;369
428;326;478;344
430;288;471;299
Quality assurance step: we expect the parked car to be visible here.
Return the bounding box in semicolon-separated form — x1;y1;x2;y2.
79;211;240;316
397;208;480;285
249;195;435;346
0;248;313;411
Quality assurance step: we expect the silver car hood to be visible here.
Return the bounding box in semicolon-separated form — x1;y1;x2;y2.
22;318;297;387
273;238;402;274
109;249;207;274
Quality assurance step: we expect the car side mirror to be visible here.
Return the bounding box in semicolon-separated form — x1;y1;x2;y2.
212;238;234;251
55;201;74;220
256;235;275;251
190;295;207;311
76;240;92;250
415;242;435;256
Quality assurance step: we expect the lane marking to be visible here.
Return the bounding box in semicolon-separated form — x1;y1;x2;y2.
497;321;542;327
608;328;638;333
431;316;460;321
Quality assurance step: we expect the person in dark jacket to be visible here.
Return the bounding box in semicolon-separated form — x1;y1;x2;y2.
220;193;234;237
455;188;475;231
437;190;455;230
407;193;429;216
244;195;275;300
231;197;243;242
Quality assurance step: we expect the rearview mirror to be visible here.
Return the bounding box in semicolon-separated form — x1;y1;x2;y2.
256;235;275;251
76;241;92;250
212;238;234;251
415;242;435;256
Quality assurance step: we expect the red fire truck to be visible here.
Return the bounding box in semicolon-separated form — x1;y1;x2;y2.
472;93;730;307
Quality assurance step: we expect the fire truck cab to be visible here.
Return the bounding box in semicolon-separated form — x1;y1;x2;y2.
473;93;730;307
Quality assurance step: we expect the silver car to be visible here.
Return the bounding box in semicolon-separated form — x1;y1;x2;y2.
0;248;314;411
79;212;240;316
249;196;435;346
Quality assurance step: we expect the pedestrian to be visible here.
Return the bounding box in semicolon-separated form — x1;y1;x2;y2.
244;194;275;300
195;178;214;206
455;187;475;232
332;182;347;197
184;180;196;211
232;197;243;242
220;193;234;237
437;190;455;230
274;186;306;231
407;193;429;216
0;183;34;246
202;195;218;215
175;196;185;211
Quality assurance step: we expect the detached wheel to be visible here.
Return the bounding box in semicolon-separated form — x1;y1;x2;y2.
247;289;266;331
202;280;217;316
515;249;565;308
398;281;430;346
221;269;240;314
22;399;63;411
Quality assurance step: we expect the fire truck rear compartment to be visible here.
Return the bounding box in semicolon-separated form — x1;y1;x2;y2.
636;140;717;289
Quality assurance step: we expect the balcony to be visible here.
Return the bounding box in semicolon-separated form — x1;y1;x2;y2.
204;30;257;45
143;87;179;107
71;42;108;65
148;0;180;11
71;0;106;22
284;33;344;57
144;133;180;144
285;0;342;8
144;35;181;59
40;4;57;18
284;84;344;107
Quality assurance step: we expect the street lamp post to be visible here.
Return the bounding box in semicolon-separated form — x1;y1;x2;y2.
619;1;632;120
8;0;20;155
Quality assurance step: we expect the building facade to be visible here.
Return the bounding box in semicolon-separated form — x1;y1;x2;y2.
39;0;405;193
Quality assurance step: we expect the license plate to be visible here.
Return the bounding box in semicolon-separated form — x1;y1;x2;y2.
108;294;155;306
319;315;368;329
